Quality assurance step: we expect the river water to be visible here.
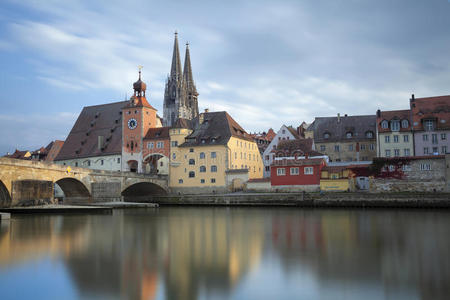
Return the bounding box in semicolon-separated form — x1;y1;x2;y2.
0;207;449;300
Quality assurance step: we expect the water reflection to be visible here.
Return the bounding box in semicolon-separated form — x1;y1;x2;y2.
0;208;449;300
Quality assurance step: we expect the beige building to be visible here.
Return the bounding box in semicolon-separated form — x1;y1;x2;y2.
169;111;263;193
307;114;377;162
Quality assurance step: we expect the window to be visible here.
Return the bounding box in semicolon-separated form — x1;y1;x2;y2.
404;149;410;156
265;166;270;172
304;167;313;175
403;135;409;143
385;136;390;143
334;145;340;152
282;129;286;134
75;162;78;167
432;134;438;144
441;133;447;140
277;168;286;176
388;165;395;172
424;147;429;154
366;131;374;138
348;144;353;151
381;120;388;129
401;119;409;128
178;179;183;184
385;150;391;157
402;164;412;171
190;148;194;152
189;159;195;165
211;152;217;158
422;134;428;141
394;149;400;157
346;132;352;138
201;179;205;183
211;165;217;172
391;120;400;131
160;161;163;166
171;141;178;147
86;160;91;166
189;171;195;178
172;153;176;159
433;147;438;154
420;163;431;171
369;144;375;151
290;167;299;175
442;146;447;154
265;155;269;160
101;160;104;165
200;152;205;159
361;144;366;150
393;135;399;143
211;178;216;183
424;120;434;131
324;132;330;139
117;158;121;163
157;141;164;148
200;166;206;172
320;145;326;151
148;142;154;149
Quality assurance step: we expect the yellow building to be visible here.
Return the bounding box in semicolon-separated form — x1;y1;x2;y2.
320;165;351;191
169;111;263;193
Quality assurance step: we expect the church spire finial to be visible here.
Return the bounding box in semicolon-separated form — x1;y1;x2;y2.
170;30;182;82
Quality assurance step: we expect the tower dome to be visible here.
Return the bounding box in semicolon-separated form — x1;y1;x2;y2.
133;68;146;97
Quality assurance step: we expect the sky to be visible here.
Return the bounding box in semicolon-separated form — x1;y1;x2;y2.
1;0;450;155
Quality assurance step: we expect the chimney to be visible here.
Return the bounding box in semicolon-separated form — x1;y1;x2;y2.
337;113;341;123
204;108;209;113
98;136;104;150
376;109;381;117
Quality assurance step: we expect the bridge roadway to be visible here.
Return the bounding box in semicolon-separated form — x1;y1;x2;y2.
0;157;168;207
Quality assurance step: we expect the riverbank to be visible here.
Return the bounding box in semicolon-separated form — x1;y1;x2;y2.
141;192;450;208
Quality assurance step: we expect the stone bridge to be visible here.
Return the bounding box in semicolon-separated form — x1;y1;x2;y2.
0;157;168;207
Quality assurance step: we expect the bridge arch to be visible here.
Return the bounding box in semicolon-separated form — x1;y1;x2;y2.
0;179;11;208
55;177;91;204
121;182;167;202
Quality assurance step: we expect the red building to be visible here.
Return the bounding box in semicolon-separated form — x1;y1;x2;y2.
270;158;326;191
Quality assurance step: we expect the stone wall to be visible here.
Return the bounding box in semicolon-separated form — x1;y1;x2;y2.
91;182;122;202
11;180;54;206
370;178;446;193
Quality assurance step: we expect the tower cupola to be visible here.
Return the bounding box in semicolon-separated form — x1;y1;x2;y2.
133;67;146;97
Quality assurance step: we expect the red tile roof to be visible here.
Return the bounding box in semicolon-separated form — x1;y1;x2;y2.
376;109;412;133
272;157;325;167
144;127;170;140
410;95;450;131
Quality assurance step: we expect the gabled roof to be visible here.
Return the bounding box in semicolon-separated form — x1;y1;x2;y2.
273;139;320;156
55;101;126;160
172;118;194;130
272;157;325;167
311;115;376;143
144;127;170;140
179;111;253;147
410;95;450;131
4;149;31;159
123;96;156;110
286;126;301;139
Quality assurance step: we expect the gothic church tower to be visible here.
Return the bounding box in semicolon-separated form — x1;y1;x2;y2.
163;32;199;127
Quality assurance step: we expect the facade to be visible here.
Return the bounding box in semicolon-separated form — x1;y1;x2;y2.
169;111;263;193
376;109;414;157
307;114;377;162
142;127;170;175
410;95;450;156
163;32;199;127
270;157;326;191
250;128;275;155
262;125;304;178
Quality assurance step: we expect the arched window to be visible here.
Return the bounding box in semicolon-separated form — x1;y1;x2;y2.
189;171;195;178
381;120;388;129
200;166;206;172
391;120;400;131
324;132;330;139
189;159;195;165
211;165;217;172
346;132;353;138
401;119;409;128
200;152;205;159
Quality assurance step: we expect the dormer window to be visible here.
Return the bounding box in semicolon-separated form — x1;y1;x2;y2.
324;132;330;139
424;120;434;131
391;120;400;131
365;131;374;138
201;139;206;144
381;120;388;129
401;119;409;128
346;132;353;139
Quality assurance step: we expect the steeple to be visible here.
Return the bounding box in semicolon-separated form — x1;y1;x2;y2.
183;42;196;92
170;31;182;81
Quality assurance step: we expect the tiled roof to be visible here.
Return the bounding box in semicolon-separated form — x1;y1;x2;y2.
272;157;325;167
286;126;301;139
311;115;376;143
123;96;156;110
144;127;170;140
172;118;194;129
179;111;253;147
4;149;31;159
377;109;412;133
45;140;64;162
272;139;323;156
410;95;450;131
55;101;127;161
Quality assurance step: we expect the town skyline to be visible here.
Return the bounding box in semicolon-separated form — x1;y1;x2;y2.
1;0;450;155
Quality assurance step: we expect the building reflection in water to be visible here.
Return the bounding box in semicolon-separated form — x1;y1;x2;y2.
0;208;449;300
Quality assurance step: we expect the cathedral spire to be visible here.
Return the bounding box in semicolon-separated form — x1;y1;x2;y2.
170;31;182;81
183;42;195;90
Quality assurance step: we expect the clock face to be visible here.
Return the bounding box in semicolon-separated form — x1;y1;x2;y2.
128;118;137;130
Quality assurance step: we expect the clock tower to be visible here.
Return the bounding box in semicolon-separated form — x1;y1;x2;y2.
122;69;157;172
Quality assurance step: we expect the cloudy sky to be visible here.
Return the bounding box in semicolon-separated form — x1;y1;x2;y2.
1;0;450;154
